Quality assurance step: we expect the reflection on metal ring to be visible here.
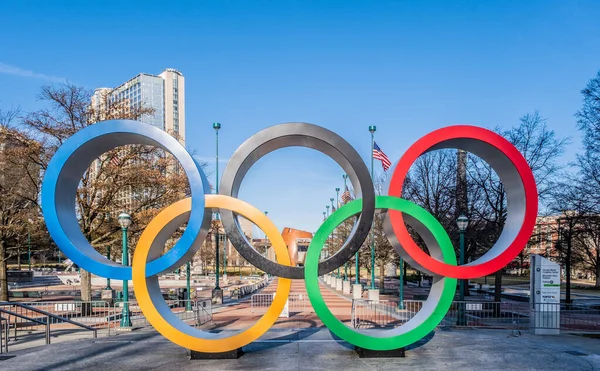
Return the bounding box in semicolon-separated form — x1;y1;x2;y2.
41;120;211;280
385;125;538;279
132;195;292;353
219;122;375;279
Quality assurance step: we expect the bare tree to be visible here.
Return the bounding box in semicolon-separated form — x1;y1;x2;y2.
469;111;568;302
573;216;600;287
22;84;196;301
0;107;44;300
550;181;590;304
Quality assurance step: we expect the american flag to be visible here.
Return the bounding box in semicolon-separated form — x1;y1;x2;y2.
110;151;124;166
341;185;352;204
373;141;392;171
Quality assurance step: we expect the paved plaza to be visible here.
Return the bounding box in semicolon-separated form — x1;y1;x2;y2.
4;327;600;370
3;279;600;370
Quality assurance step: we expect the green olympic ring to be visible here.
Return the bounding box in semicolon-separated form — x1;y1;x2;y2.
304;195;457;350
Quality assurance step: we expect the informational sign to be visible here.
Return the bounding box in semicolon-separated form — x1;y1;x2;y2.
54;303;76;312
540;263;561;304
466;303;483;311
530;254;561;335
531;255;561;308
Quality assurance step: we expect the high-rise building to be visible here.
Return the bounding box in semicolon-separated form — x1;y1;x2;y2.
90;69;186;212
91;68;185;143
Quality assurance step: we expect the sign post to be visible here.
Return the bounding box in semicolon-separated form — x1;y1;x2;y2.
530;255;560;335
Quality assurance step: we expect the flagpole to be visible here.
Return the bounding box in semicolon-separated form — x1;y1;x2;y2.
369;125;376;291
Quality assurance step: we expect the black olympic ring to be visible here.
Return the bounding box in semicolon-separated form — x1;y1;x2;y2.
219;122;375;279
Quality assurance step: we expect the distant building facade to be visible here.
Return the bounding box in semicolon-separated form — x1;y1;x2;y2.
281;227;313;267
90;69;186;211
91;68;185;142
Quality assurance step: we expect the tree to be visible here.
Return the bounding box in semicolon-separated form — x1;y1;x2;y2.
549;181;590;304
468;111;568;302
0;108;43;300
573;215;600;287
22;84;195;301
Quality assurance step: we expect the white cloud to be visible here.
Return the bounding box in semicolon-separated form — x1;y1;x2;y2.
0;62;66;83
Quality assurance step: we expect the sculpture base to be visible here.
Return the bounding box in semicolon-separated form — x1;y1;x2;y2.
352;284;362;299
343;280;351;295
190;348;244;359
355;346;405;358
211;288;223;305
368;289;380;301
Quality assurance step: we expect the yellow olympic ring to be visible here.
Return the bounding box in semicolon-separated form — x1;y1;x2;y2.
132;194;292;352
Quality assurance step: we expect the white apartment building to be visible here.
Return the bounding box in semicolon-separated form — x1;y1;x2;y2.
91;68;185;143
90;69;186;212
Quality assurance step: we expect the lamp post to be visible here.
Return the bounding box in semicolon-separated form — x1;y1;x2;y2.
105;245;112;290
118;212;132;328
336;186;346;281
264;211;269;278
213;122;221;291
27;232;31;272
186;260;192;311
398;258;404;309
457;214;469;326
369;125;376;290
27;218;33;271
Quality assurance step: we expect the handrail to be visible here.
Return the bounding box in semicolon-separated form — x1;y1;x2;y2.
0;302;98;335
0;309;47;326
0;316;8;353
0;308;50;346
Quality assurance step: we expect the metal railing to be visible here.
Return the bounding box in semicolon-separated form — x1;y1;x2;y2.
230;277;271;299
533;303;600;333
350;299;600;334
351;300;414;329
0;317;9;354
0;298;214;352
110;299;212;333
250;293;312;314
0;302;98;353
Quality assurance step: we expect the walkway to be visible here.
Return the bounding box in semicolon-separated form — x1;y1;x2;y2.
209;277;354;330
4;327;600;370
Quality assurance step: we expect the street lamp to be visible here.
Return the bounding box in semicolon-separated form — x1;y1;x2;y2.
457;214;468;326
118;212;132;328
368;125;376;290
264;211;270;278
105;244;112;290
330;197;340;278
27;218;33;271
186;260;192;311
213;122;222;292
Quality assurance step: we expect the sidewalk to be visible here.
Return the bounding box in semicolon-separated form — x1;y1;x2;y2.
4;327;600;370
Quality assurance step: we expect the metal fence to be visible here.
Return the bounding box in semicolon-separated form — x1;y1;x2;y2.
230;278;271;299
110;299;212;334
533;303;600;333
250;293;312;314
352;300;406;329
1;298;213;342
351;299;600;334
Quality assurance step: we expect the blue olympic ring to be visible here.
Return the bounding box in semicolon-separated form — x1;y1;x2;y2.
41;120;211;280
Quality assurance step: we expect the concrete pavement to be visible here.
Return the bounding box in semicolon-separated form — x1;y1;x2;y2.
4;327;600;370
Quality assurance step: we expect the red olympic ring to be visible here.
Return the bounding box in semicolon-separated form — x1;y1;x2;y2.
387;125;538;279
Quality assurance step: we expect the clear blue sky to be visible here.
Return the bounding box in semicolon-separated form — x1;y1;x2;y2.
1;1;599;234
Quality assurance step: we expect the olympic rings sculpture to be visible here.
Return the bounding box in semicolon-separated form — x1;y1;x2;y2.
41;119;538;352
